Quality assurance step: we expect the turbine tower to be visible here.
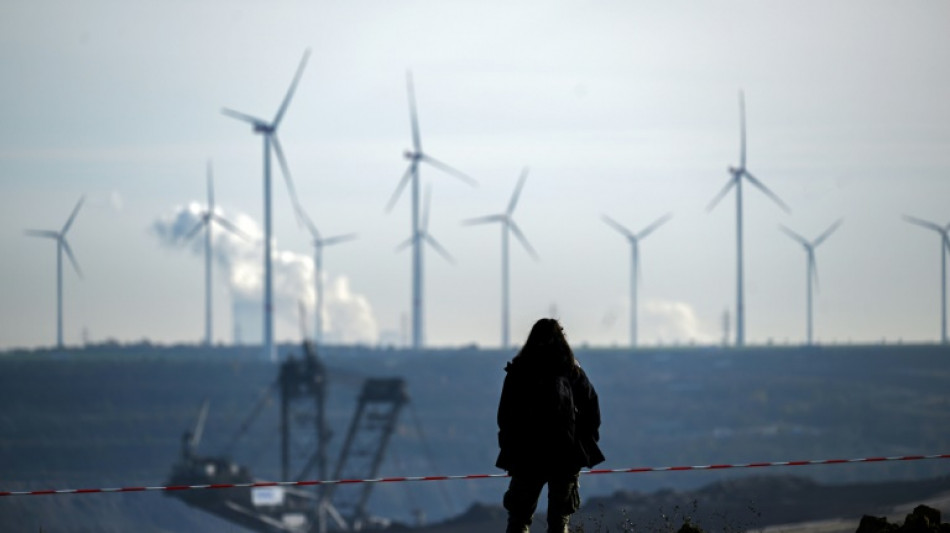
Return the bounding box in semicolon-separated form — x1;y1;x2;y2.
24;195;85;349
707;91;790;347
295;204;357;345
903;215;950;344
463;168;537;349
182;161;247;346
779;219;843;346
602;212;672;348
222;49;310;362
386;70;475;349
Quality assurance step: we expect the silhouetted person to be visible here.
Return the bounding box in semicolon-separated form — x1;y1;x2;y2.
496;318;605;533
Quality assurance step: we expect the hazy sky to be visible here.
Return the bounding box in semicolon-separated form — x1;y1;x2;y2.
1;1;948;350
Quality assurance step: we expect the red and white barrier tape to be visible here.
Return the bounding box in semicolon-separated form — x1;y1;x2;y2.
2;453;948;497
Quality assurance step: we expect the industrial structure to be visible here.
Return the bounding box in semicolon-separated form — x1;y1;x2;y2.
166;341;409;532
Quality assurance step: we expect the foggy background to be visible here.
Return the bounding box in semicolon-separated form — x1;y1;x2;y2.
2;1;949;350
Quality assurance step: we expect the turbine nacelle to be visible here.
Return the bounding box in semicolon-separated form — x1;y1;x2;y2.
254;123;275;134
602;212;673;274
403;149;421;161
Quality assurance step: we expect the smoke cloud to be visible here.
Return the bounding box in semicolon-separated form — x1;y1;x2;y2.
151;203;378;344
641;299;715;344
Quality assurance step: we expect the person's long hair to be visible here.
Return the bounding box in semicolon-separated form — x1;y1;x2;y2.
513;318;577;375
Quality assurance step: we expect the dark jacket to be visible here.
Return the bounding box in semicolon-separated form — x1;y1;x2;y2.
495;358;605;475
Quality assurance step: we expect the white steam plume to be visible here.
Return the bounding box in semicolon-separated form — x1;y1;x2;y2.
642;299;715;344
151;203;378;344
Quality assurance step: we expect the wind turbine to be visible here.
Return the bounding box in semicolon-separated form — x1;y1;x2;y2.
295;204;357;345
395;186;455;344
222;49;310;362
24;195;85;349
707;91;790;347
779;219;843;346
463;168;537;349
386;70;476;349
602;212;672;348
903;215;950;344
182;161;247;346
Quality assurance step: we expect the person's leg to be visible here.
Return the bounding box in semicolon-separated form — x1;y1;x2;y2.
503;474;546;533
545;473;580;533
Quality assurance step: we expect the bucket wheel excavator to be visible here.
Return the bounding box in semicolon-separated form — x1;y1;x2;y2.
165;341;409;532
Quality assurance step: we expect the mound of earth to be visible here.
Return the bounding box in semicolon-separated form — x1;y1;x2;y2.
857;505;949;533
412;474;950;533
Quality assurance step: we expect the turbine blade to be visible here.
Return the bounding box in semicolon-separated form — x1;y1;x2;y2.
385;165;414;212
322;233;358;247
706;176;737;212
779;224;809;247
507;167;529;215
24;229;59;239
272;48;311;128
902;214;943;233
294;200;320;241
183;219;206;242
421;154;477;186
407;70;422;153
61;239;83;278
271;134;304;227
812;219;843;247
636;213;673;240
508;220;538;260
743;171;791;213
221;107;265;126
601;215;634;239
425;234;455;264
62;195;85;234
295;203;321;240
462;214;505;226
213;214;250;241
394;236;413;253
738;90;746;169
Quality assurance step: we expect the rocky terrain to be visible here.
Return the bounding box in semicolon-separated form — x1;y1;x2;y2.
409;475;950;533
